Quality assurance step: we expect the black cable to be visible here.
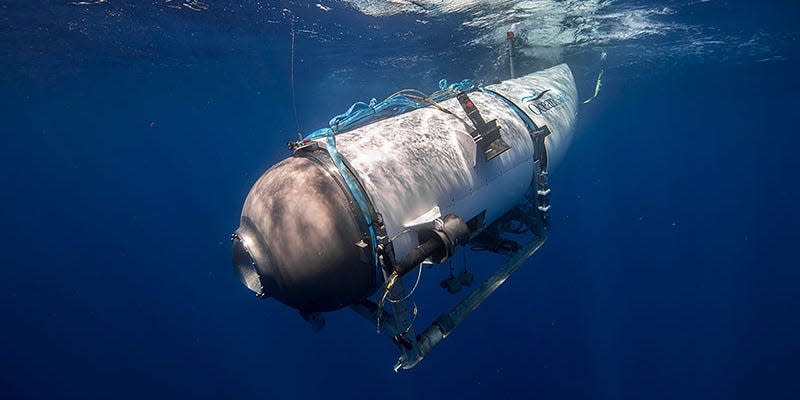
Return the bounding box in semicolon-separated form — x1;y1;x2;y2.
290;16;301;139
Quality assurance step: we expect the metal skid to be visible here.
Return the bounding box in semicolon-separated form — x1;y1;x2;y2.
353;158;551;371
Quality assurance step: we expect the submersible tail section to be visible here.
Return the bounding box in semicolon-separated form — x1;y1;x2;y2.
232;64;579;369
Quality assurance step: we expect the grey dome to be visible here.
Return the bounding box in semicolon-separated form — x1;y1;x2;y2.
232;154;377;312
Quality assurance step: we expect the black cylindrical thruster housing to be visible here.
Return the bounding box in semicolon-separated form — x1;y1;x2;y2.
394;214;470;277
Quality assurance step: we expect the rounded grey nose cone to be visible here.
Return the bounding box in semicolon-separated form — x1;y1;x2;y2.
232;154;377;312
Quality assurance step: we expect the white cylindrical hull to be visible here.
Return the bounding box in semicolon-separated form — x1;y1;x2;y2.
334;64;578;259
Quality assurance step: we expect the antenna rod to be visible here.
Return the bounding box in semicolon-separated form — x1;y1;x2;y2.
507;30;516;79
290;15;302;139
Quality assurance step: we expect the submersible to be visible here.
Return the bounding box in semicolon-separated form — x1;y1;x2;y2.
232;64;579;369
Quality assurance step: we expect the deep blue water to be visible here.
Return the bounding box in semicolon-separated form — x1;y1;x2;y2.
2;1;799;399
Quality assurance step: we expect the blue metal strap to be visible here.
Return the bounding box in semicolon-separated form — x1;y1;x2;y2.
306;128;379;269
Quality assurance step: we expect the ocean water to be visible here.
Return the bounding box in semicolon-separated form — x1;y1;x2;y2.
2;1;799;399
